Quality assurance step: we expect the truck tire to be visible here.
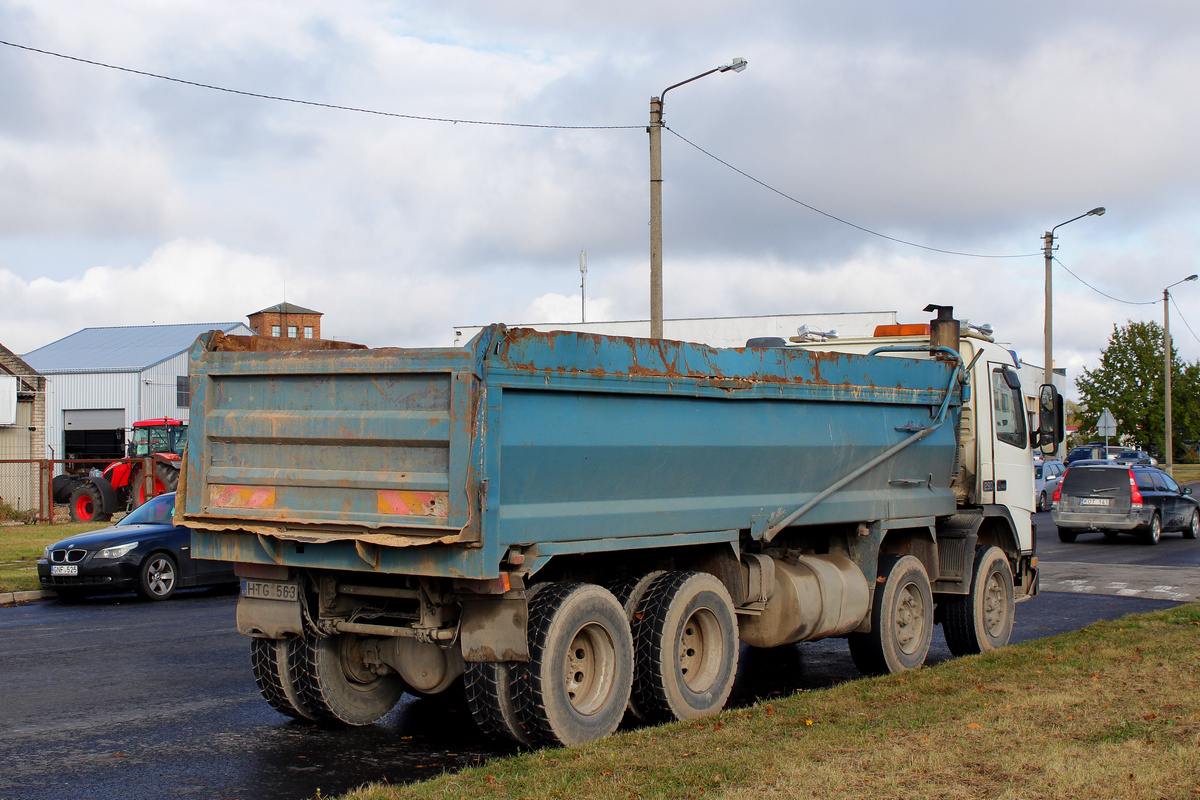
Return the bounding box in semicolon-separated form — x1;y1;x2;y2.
512;582;633;747
289;633;405;726
606;570;665;721
630;571;739;724
250;637;317;720
941;546;1014;657
1057;528;1077;543
848;555;933;676
68;483;111;523
464;661;530;745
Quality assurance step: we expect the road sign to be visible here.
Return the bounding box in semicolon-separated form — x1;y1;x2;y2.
1097;408;1117;438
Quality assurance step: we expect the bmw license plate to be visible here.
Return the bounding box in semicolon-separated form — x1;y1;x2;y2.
1079;498;1111;506
50;565;78;576
241;579;298;601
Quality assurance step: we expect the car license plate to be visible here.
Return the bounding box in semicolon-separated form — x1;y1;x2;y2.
241;579;298;601
1079;498;1111;506
50;565;78;576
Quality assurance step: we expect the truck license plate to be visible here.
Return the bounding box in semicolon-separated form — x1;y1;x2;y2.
241;579;298;601
51;565;78;576
1079;498;1111;506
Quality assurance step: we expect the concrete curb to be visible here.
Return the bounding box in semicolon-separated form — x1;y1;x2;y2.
0;590;55;606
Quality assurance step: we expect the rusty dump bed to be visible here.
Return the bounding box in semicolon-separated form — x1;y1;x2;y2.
179;325;962;579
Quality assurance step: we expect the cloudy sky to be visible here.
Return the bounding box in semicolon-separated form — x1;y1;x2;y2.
3;1;1200;396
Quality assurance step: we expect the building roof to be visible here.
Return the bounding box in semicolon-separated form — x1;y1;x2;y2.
0;342;40;377
22;322;252;374
250;302;322;316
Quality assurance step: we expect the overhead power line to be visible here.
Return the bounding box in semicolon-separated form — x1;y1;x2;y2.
665;127;1042;260
1053;256;1157;306
0;38;640;130
1;37;1127;266
1170;294;1200;345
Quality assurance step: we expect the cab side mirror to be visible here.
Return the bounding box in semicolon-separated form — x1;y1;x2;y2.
1033;384;1064;455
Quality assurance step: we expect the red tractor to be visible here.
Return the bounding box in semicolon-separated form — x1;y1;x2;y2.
59;418;187;522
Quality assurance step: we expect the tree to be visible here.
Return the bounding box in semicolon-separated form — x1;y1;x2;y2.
1075;320;1200;460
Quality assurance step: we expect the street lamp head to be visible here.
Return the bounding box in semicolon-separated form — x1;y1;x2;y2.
1186;274;1199;282
1087;207;1106;217
719;57;748;73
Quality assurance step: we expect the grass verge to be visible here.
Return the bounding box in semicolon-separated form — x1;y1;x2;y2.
0;521;109;592
1172;464;1200;484
338;604;1200;800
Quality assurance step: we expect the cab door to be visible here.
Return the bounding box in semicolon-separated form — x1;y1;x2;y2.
987;364;1034;518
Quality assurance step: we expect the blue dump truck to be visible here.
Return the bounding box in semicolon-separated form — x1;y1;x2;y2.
177;305;1061;746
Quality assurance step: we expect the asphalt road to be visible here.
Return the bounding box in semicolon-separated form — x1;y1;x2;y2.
0;513;1194;800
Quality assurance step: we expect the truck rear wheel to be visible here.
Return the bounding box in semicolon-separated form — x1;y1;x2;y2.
68;483;111;523
512;582;633;747
289;633;404;726
848;555;933;675
630;571;738;724
250;637;317;720
464;661;530;745
606;570;665;721
941;546;1014;657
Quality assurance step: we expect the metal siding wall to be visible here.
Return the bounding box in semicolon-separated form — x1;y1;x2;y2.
44;372;139;463
141;354;191;422
0;402;38;511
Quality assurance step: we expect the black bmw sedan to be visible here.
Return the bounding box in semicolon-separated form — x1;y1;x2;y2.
37;493;236;601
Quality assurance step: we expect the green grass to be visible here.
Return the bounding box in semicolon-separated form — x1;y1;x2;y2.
335;604;1200;800
1172;464;1200;484
0;521;109;592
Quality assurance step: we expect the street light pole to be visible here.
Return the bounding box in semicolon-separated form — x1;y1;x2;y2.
648;57;747;339
1162;273;1198;475
1043;207;1106;387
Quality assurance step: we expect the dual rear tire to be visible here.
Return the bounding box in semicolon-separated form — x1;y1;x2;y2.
465;572;740;747
250;633;405;726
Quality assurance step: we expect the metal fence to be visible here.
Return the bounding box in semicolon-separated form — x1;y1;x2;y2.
0;458;164;524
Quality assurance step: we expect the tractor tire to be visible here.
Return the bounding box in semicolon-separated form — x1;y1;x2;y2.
68;483;112;523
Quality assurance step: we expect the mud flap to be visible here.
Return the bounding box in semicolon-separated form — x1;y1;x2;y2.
459;597;529;662
237;595;304;638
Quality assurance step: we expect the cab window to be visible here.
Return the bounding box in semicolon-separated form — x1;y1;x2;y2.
991;369;1027;449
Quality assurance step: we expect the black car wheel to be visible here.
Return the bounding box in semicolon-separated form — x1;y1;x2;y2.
1185;510;1199;540
137;553;178;600
1057;528;1077;543
1037;491;1047;512
1145;513;1162;546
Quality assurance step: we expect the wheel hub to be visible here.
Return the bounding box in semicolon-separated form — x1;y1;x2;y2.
895;583;926;655
564;622;616;716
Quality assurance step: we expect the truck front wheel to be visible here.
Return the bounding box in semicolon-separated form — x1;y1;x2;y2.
289;634;404;726
848;555;934;675
512;582;633;747
941;546;1015;656
630;571;739;724
250;637;317;720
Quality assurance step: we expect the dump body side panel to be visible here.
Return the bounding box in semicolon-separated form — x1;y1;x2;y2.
182;326;961;580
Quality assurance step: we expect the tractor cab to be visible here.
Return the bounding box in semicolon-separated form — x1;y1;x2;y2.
127;418;187;459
